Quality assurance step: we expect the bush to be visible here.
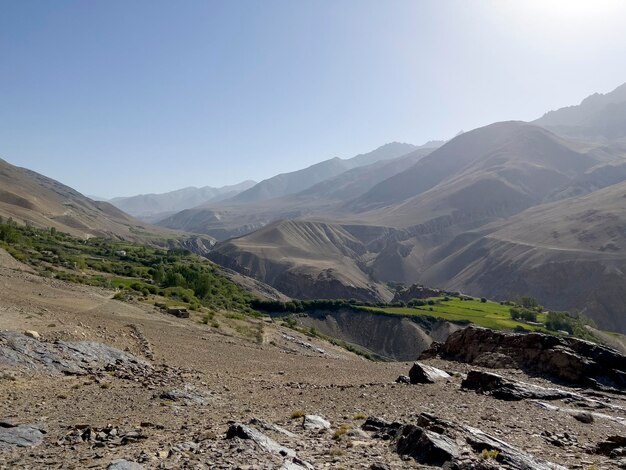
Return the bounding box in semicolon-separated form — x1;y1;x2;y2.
510;307;537;322
480;297;487;303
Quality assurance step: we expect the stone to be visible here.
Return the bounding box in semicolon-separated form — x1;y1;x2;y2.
572;412;594;424
396;425;459;465
370;464;390;470
408;362;451;384
23;330;40;339
0;331;152;376
226;423;296;458
0;422;45;449
302;415;330;430
472;352;516;369
107;459;144;470
595;435;626;456
395;375;410;384
461;370;579;401
367;412;568;470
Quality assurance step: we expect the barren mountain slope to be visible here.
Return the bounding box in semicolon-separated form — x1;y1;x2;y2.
534;81;626;142
110;180;256;220
157;146;434;240
421;182;626;333
209;219;393;301
207;123;626;312
229;142;420;204
350;121;617;223
0;158;184;242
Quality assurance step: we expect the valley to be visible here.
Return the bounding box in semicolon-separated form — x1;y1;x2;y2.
1;23;626;468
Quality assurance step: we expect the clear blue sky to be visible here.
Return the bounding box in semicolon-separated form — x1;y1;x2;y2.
2;0;626;198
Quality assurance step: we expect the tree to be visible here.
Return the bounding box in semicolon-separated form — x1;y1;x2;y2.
518;296;539;309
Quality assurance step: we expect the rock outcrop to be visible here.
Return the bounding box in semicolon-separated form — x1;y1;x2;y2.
392;285;444;303
0;421;45;450
422;326;626;389
363;412;568;469
461;370;581;401
0;331;152;376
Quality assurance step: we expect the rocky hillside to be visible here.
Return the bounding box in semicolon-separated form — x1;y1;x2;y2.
1;250;625;469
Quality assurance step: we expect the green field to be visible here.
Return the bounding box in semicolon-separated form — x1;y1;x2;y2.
364;297;548;331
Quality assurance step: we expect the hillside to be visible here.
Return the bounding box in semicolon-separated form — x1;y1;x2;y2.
157;146;435;240
229;142;423;204
420;181;626;333
3;245;624;469
109;180;256;221
208;122;626;332
209;219;393;302
534;81;626;142
0;158;214;249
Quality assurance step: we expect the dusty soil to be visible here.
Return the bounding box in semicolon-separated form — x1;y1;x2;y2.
1;248;625;469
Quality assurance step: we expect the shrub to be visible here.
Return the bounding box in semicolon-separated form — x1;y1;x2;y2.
333;423;350;440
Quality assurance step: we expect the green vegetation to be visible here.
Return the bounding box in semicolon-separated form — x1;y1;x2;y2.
0;219;255;314
364;297;547;331
332;423;351;440
0;218;601;344
481;449;500;460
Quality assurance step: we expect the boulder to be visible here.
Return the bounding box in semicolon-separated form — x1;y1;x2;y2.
302;415;330;430
396;424;460;465
572;412;594;424
226;424;313;469
472;352;516;369
23;330;40;340
408;362;450;384
0;421;45;449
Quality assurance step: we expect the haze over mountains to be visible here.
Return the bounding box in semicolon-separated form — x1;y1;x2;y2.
109;180;256;222
203;83;626;334
0;158;216;255
4;82;626;334
534;82;626;142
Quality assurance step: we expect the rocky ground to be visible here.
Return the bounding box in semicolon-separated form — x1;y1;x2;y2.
1;248;625;469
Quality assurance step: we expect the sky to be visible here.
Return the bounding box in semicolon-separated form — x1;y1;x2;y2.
2;0;626;198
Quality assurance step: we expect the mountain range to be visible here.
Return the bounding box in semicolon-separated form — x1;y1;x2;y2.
109;180;257;222
202;83;626;334
4;82;626;334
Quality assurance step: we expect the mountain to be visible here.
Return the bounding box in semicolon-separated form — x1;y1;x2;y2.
534;82;626;142
228;142;426;204
0;158;204;244
157;145;436;239
110;180;256;222
209;219;393;302
420;181;626;333
208;121;626;332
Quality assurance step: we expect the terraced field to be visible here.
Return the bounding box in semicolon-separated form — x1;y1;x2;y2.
365;297;547;331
